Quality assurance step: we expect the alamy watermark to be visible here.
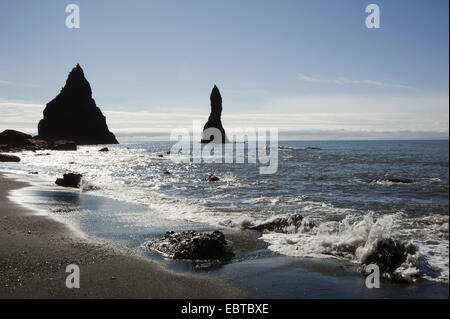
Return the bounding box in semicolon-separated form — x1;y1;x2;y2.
365;4;380;29
365;264;380;288
170;121;278;174
65;264;80;289
65;4;80;29
64;3;380;30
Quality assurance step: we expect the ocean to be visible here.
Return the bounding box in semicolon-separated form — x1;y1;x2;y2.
1;140;448;284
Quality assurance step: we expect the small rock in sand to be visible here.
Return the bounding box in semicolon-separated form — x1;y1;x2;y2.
148;230;234;262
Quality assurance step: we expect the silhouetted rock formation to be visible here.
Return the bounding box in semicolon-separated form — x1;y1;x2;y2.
0;129;77;152
148;230;234;262
55;173;83;188
38;64;118;145
201;86;228;143
0;130;34;148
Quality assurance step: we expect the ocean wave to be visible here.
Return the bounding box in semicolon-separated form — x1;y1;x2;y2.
373;178;413;185
79;178;100;192
260;214;447;283
278;146;321;151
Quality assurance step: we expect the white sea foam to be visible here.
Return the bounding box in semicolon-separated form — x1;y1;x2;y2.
261;213;448;282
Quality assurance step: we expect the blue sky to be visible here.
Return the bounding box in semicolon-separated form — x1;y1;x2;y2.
0;0;448;140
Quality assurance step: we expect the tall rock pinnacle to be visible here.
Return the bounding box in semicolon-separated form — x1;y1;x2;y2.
38;64;118;145
201;85;228;143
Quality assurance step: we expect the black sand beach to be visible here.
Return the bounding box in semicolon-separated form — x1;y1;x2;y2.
0;173;244;298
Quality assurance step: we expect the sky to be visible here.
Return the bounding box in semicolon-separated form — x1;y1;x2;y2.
0;0;448;141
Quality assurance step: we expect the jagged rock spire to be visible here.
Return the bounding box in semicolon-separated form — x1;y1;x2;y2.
38;64;118;145
201;85;228;143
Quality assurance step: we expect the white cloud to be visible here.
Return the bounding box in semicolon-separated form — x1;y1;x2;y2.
298;74;416;90
0;93;448;141
265;93;448;114
0;80;41;88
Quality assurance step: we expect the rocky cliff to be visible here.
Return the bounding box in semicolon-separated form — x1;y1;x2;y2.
37;64;118;145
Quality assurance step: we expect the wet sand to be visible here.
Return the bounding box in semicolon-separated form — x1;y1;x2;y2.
0;173;244;298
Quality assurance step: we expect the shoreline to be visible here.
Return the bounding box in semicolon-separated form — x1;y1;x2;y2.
1;171;449;299
0;172;245;298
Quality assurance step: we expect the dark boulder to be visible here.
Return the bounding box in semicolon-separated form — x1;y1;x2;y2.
0;130;34;148
0;130;78;152
202;174;220;182
201;86;228;144
98;147;109;152
148;230;234;262
249;214;304;233
0;154;21;162
37;64;118;145
55;173;83;188
361;238;416;274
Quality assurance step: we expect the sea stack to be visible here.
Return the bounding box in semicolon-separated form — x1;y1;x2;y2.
201;85;228;143
38;64;118;145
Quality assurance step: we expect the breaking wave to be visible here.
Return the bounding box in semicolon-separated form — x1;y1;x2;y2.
259;213;448;282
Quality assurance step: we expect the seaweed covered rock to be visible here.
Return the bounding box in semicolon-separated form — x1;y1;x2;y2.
148;230;234;261
38;64;118;145
55;173;83;188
